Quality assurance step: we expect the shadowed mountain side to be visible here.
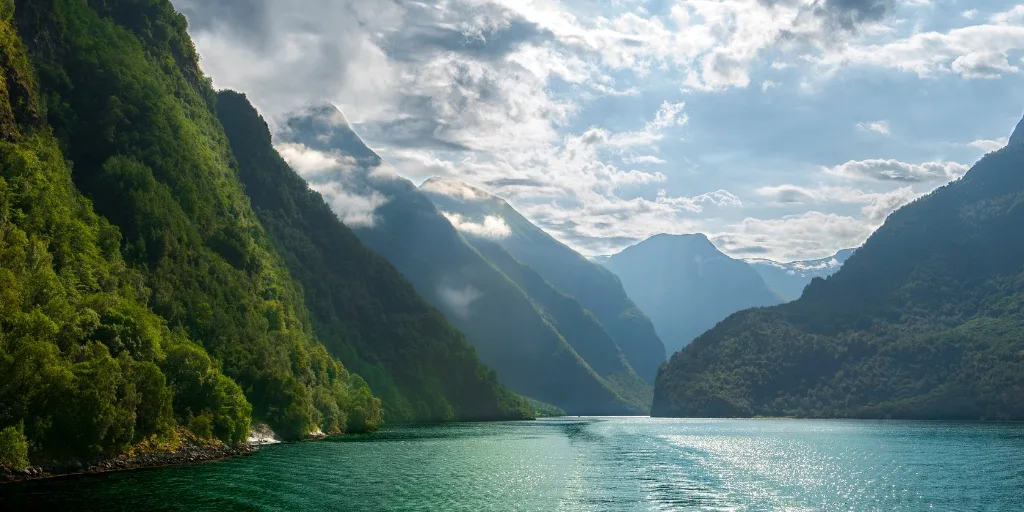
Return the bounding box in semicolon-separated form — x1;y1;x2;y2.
420;177;667;383
274;104;641;415
215;90;533;423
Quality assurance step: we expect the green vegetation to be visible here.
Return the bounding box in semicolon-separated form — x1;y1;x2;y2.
0;0;390;468
653;134;1024;420
214;90;531;423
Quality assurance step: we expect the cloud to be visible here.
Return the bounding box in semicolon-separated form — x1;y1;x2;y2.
309;182;390;227
436;284;482;320
276;141;390;227
962;10;977;20
816;5;1024;79
824;159;968;182
442;212;513;239
622;155;667;165
756;184;922;221
420;178;490;201
968;137;1010;152
856;120;890;135
713;211;876;261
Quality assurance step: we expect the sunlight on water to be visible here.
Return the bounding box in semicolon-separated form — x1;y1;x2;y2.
3;418;1022;511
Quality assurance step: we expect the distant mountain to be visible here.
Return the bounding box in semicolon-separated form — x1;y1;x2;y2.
653;114;1024;421
747;249;856;302
275;105;646;414
419;177;667;383
601;234;784;354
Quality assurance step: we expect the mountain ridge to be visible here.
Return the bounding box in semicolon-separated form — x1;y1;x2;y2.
602;233;783;354
653;114;1024;420
419;176;668;383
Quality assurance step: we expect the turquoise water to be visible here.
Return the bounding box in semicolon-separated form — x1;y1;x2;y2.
3;418;1022;511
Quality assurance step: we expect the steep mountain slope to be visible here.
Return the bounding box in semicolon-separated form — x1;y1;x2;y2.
8;0;382;449
419;177;667;382
654;117;1024;420
0;7;248;463
603;234;783;354
467;240;653;409
747;249;856;301
275;105;642;414
215;91;531;424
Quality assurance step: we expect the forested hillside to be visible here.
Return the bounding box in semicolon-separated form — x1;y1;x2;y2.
654;122;1024;420
215;91;530;423
276;105;645;414
420;177;667;382
602;234;783;354
0;0;386;468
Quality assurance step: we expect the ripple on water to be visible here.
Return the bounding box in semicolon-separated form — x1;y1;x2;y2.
2;418;1023;511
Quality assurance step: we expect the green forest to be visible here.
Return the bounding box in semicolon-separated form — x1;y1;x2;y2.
0;0;527;469
653;133;1024;420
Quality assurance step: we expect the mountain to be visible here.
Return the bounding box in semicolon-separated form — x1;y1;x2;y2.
602;234;784;354
747;249;856;302
215;91;531;424
653;116;1024;420
0;0;385;467
276;105;646;414
419;177;667;382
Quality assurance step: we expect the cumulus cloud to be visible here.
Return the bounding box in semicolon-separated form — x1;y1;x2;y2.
824;159;968;182
442;212;513;239
816;5;1024;80
856;120;890;135
713;211;876;261
968;137;1010;152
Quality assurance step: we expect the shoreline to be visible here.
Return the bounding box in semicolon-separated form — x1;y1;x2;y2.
1;442;258;484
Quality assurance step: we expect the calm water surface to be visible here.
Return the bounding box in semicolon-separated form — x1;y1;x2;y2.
3;418;1022;511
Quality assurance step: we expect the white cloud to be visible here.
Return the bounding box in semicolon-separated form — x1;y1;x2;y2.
990;5;1024;25
968;136;1010;152
310;182;390;228
276;141;390;227
714;211;875;262
623;155;667;165
962;9;978;20
276;142;358;179
824;159;968;183
856;120;890;135
756;184;922;222
442;212;513;239
436;284;482;320
420;178;490;201
817;6;1024;80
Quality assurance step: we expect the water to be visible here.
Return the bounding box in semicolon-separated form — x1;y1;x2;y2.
3;418;1023;511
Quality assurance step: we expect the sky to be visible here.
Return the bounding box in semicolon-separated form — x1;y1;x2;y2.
173;0;1024;262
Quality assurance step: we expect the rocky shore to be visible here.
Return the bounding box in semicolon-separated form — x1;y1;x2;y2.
1;441;256;483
